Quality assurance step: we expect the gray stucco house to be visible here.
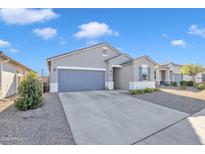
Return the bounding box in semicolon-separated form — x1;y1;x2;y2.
155;62;183;85
155;62;205;85
0;52;32;99
47;43;157;92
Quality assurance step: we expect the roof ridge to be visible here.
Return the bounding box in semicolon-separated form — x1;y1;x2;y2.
47;42;122;61
0;51;33;72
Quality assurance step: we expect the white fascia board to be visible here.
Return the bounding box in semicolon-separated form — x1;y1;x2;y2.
107;54;132;63
57;66;106;71
107;54;125;62
112;65;122;68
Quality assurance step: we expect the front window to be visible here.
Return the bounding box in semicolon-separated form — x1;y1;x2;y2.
102;49;107;55
141;65;148;80
102;46;108;56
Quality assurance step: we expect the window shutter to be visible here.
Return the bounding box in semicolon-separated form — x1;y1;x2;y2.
148;67;151;81
139;66;142;81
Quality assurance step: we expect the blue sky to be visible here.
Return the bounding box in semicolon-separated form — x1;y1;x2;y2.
0;8;205;75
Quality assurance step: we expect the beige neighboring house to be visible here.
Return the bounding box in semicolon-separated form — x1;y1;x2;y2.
183;72;205;83
47;43;157;92
155;62;205;85
0;52;32;99
155;62;183;85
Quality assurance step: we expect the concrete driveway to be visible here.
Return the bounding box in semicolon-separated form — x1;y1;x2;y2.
59;90;189;144
136;108;205;145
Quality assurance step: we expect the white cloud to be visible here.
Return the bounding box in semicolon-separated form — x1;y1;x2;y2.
0;39;11;48
161;33;168;38
74;21;119;39
188;24;205;38
9;48;20;54
0;8;58;25
33;28;57;40
170;39;187;48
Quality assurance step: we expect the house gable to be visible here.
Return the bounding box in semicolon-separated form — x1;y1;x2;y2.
132;56;156;82
133;56;157;66
48;43;122;84
47;43;122;62
50;44;121;69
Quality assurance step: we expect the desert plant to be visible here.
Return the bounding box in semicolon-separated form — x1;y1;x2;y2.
196;83;205;90
15;72;43;111
181;64;205;86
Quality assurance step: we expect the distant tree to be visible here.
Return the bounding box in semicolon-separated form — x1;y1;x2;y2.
181;64;205;86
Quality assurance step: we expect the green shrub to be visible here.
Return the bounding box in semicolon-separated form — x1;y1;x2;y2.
170;81;177;87
180;81;187;86
135;89;145;94
180;80;194;87
15;72;43;111
130;89;145;95
130;90;137;95
186;81;193;87
144;88;154;93
130;88;160;95
196;83;205;90
153;88;161;92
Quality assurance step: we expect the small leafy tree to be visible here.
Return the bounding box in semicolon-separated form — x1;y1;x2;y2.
181;64;205;86
15;72;43;111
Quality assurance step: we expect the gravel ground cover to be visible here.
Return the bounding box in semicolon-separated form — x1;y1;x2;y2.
0;93;75;145
130;90;205;114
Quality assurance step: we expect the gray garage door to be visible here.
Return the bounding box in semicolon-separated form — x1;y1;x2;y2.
58;69;105;92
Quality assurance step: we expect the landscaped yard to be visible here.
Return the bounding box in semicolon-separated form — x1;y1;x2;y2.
1;87;205;145
0;93;75;145
131;87;205;114
160;87;205;100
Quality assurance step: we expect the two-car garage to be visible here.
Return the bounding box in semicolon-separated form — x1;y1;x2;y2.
58;68;105;92
47;43;124;93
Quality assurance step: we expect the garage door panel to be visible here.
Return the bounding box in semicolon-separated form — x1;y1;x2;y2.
58;69;105;92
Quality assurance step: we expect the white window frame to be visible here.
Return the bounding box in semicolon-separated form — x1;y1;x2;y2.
102;46;108;56
141;65;149;81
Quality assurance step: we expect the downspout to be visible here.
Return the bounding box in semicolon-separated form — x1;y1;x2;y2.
0;58;10;99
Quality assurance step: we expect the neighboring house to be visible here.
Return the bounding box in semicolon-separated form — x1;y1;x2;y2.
47;43;157;92
0;52;32;99
183;72;205;83
38;76;49;84
155;62;183;85
155;62;205;85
